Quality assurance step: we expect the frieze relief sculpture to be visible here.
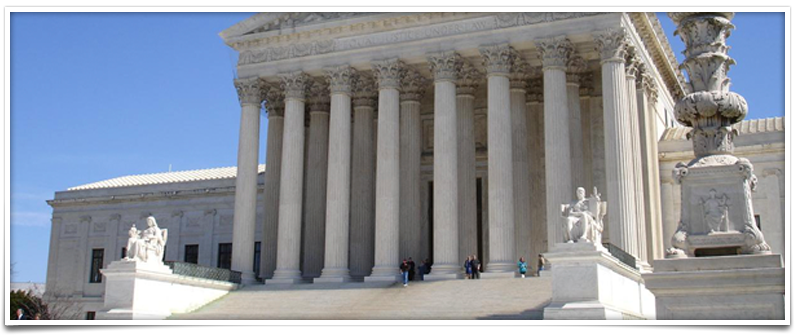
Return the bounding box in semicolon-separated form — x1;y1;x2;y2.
560;187;606;245
124;216;169;263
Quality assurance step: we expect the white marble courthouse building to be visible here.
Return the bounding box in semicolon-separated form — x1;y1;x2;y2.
43;12;785;317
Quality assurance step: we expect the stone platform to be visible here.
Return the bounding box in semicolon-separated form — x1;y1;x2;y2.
642;254;785;320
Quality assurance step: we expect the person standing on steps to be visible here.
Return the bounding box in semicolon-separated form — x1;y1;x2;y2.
399;259;410;287
463;255;472;279
470;255;481;280
537;254;546;277
407;257;416;282
517;257;528;278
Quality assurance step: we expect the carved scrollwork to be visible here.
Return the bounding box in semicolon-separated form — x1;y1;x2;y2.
535;36;572;70
307;79;330;112
455;61;482;96
427;51;461;82
352;72;377;108
400;67;427;102
234;77;265;106
672;162;689;185
479;43;516;75
279;71;310;101
325;65;357;95
509;57;531;90
372;58;405;90
593;28;628;63
264;84;285;117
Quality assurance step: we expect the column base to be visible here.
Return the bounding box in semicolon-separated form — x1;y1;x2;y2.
483;261;515;273
364;274;400;283
424;272;463;281
315;268;353;283
239;271;258;285
481;271;516;279
266;269;304;284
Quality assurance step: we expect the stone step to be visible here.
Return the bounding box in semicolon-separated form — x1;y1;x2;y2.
170;276;552;320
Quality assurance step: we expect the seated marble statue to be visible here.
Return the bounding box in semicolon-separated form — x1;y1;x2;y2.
560;187;606;244
124;216;168;263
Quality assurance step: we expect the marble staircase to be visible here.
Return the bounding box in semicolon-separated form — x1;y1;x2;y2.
169;276;552;320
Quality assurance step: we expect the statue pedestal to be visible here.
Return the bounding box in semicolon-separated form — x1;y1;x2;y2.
543;242;655;320
96;260;238;320
642;254;785;320
96;260;175;320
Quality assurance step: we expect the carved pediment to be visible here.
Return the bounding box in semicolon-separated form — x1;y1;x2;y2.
247;13;377;35
220;12;381;40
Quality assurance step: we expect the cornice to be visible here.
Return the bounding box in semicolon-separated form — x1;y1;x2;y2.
47;185;266;208
627;12;686;101
236;12;605;67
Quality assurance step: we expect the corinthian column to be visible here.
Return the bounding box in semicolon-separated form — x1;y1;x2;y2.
231;77;264;284
399;68;426;265
301;80;330;279
637;67;664;261
317;65;356;283
260;86;285;280
425;51;463;280
510;58;533;263
479;43;516;276
456;61;481;263
349;73;377;279
536;36;573;247
268;71;310;284
566;55;587;191
526;76;548;261
593;28;638;258
624;47;648;263
366;59;404;282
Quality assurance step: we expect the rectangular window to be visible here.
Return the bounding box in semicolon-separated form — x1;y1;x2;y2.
217;243;232;270
254;241;261;279
89;249;104;283
184;244;199;264
86;311;96;320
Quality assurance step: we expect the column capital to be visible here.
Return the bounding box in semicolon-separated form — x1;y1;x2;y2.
479;43;516;76
535;36;573;70
325;65;358;95
637;63;659;104
352;72;377;108
456;61;483;96
279;71;310;101
234;77;265;107
624;45;641;78
579;72;594;97
264;85;285;118
526;77;543;103
400;67;428;102
593;28;629;63
372;58;405;90
308;79;331;113
566;55;588;84
509;58;533;91
427;51;462;82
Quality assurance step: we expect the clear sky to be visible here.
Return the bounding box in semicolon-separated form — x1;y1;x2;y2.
8;12;786;283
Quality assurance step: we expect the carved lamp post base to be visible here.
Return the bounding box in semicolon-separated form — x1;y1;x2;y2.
667;156;770;258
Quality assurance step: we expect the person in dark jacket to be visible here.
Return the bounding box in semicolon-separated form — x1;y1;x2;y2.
464;256;473;279
471;255;481;279
16;308;29;320
407;257;416;281
399;259;410;287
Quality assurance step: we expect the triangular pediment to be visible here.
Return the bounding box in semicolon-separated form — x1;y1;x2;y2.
220;12;379;40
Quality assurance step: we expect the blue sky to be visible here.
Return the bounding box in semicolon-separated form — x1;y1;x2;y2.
8;12;786;283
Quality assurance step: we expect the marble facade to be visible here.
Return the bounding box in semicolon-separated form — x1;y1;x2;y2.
43;12;785;319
